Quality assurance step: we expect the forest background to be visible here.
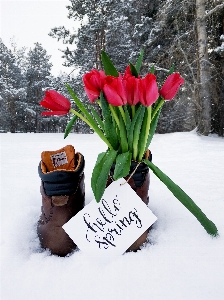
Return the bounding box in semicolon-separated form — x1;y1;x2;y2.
0;0;224;136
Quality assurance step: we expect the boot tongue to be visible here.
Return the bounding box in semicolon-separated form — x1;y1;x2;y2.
41;145;75;172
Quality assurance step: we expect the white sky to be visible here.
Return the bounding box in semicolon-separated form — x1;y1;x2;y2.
0;0;79;76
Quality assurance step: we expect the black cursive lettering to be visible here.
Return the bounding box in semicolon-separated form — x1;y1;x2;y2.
102;199;118;217
129;208;142;228
83;197;143;249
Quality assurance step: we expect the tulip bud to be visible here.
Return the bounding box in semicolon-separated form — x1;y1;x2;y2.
139;74;159;106
40;90;71;116
159;73;184;100
83;70;106;103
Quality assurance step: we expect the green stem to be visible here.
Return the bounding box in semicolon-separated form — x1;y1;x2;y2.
118;106;126;125
109;104;120;128
138;106;151;161
132;106;146;160
131;105;135;119
118;112;129;153
69;108;113;150
151;98;164;121
96;99;101;108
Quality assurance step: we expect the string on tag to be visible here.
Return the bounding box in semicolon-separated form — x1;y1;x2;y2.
120;162;141;186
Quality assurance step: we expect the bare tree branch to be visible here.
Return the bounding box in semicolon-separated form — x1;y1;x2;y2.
204;3;224;19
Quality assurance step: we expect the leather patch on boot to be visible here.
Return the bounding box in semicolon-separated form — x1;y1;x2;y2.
52;195;69;206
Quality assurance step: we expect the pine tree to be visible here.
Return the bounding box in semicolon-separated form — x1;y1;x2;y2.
0;39;25;132
49;0;138;73
25;43;52;132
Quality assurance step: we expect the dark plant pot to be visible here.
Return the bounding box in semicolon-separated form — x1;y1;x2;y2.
107;156;151;252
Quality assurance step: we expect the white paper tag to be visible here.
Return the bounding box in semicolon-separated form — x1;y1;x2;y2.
50;151;68;168
63;178;157;260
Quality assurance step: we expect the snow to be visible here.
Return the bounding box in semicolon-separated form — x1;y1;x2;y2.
1;131;224;300
214;34;224;54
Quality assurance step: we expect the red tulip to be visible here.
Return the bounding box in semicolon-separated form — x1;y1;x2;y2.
103;75;127;106
123;65;133;80
40;90;71;116
159;73;184;100
123;75;139;106
139;74;159;106
83;69;106;103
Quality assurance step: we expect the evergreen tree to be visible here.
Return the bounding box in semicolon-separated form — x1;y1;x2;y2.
25;43;52;132
49;0;138;73
0;39;25;132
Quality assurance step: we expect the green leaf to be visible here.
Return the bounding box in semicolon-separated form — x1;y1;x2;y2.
100;92;119;149
66;84;92;121
145;105;162;150
66;84;114;150
91;150;118;202
118;110;129;153
88;104;104;131
150;65;155;74
132;105;146;160
64;114;79;139
124;105;131;135
135;49;144;73
168;64;175;75
143;159;219;237
127;105;145;151
101;50;119;77
137;107;149;159
129;63;138;78
113;151;132;180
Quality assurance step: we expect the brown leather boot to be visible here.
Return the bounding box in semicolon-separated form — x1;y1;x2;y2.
37;145;85;257
107;150;151;252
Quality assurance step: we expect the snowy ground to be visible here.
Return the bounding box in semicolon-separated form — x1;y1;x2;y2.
1;131;224;300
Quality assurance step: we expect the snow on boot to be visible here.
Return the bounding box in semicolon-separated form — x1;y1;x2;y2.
37;145;85;257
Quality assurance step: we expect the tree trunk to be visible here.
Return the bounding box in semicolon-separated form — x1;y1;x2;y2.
220;57;224;136
196;0;211;135
218;18;224;136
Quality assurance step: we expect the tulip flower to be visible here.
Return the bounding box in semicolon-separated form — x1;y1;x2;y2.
103;75;127;106
123;66;139;105
123;65;133;80
139;74;159;106
83;69;106;103
160;73;184;100
40;90;71;116
123;74;140;106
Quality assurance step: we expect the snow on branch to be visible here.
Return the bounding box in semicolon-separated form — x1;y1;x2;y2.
204;3;224;19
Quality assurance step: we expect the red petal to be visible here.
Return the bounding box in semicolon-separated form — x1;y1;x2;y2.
40;92;68;112
45;90;70;111
103;84;124;106
41;111;68;116
84;87;100;103
138;74;159;106
83;71;101;102
160;73;184;100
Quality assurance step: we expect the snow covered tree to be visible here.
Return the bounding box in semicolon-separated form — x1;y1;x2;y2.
48;0;223;135
49;0;138;73
131;0;224;135
49;0;141;130
0;39;26;132
207;1;224;136
25;43;52;132
130;0;197;133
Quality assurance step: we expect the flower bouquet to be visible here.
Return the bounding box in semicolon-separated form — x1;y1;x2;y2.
40;50;218;237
